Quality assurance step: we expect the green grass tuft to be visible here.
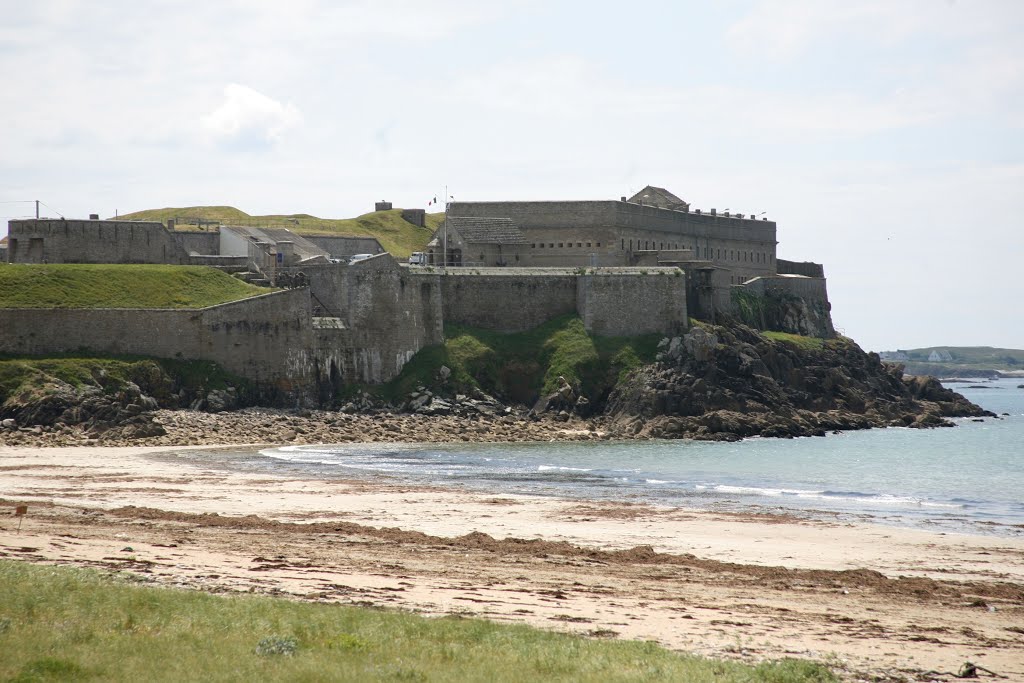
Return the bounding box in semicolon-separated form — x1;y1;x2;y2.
0;560;837;683
762;331;826;351
0;264;269;309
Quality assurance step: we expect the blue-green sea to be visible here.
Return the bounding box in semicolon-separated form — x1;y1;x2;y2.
247;378;1024;536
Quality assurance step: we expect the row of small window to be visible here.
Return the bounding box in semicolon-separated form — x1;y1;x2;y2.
531;242;602;248
618;237;775;266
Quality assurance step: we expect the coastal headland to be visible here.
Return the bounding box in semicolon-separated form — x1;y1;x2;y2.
2;443;1023;682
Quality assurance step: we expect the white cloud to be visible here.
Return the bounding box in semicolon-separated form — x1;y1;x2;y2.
201;84;302;148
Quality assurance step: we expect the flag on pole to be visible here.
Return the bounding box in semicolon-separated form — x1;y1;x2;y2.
427;196;437;206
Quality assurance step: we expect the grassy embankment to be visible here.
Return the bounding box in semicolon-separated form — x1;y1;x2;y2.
0;263;269;309
380;314;662;405
0;561;836;683
114;206;443;259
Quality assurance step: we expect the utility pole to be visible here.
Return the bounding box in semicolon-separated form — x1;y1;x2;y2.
35;200;39;219
442;184;448;269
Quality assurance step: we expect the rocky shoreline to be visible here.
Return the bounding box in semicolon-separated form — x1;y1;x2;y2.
0;322;998;448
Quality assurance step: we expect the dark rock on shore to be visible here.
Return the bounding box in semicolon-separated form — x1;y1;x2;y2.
604;323;994;440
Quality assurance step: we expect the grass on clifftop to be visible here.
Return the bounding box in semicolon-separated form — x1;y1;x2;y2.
113;206;442;259
0;264;269;309
382;315;662;405
0;561;837;683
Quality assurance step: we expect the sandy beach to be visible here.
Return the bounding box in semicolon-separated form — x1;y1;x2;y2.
2;443;1023;682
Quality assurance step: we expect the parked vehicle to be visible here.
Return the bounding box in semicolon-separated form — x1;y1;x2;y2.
349;253;373;264
408;252;427;265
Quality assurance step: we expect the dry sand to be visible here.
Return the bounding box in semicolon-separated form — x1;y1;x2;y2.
2;444;1023;682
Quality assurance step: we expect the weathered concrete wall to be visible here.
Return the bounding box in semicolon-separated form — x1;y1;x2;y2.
0;288;316;398
175;231;220;256
7;219;190;264
577;271;688;337
441;267;687;336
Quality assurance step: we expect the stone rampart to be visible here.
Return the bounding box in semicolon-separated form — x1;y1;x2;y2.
7;219;191;264
741;275;829;302
577;271;688;337
0;288;317;399
442;271;579;332
440;267;687;336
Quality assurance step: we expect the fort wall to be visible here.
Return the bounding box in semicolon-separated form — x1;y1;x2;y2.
776;259;825;278
0;288;316;397
7;220;191;264
440;267;687;336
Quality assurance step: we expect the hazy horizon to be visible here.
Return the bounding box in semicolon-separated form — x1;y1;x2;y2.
2;1;1022;351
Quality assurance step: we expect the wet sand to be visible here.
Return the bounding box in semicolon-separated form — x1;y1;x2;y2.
2;444;1023;682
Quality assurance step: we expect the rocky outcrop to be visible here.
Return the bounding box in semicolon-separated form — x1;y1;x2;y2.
604;323;994;441
0;379;166;440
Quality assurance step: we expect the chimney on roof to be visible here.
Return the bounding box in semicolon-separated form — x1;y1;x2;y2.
89;213;99;220
620;196;627;201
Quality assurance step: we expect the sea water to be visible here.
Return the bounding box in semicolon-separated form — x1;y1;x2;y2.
252;378;1024;536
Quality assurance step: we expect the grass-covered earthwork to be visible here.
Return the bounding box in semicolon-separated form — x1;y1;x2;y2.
0;561;837;683
0;264;270;309
115;206;442;259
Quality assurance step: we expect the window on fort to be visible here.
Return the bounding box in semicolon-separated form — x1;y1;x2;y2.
596;242;601;247
577;242;582;248
660;242;664;250
531;243;536;248
586;242;591;247
558;243;563;248
621;239;624;249
549;243;554;248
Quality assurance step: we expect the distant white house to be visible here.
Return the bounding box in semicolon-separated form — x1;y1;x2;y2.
879;350;909;361
928;350;953;362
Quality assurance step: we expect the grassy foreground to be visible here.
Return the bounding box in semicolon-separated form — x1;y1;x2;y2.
0;264;269;309
115;206;442;259
383;315;662;404
0;561;836;683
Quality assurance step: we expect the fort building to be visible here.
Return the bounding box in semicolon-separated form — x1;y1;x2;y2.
3;186;832;400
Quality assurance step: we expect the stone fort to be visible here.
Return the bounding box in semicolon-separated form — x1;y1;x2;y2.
2;186;831;403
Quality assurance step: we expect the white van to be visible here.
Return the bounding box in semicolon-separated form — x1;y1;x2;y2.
408;252;427;265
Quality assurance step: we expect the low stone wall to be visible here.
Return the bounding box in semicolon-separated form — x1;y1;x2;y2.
304;235;384;259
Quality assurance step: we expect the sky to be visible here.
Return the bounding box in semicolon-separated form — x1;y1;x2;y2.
1;0;1022;351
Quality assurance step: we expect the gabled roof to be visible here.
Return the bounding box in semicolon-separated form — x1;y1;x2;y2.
444;216;526;244
627;186;689;211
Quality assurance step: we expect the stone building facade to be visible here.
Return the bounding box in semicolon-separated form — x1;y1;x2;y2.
443;186;778;285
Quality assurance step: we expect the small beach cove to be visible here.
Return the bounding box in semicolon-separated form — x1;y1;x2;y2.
2;379;1023;680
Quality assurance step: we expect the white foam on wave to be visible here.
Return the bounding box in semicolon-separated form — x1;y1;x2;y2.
694;483;963;509
538;465;593;472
